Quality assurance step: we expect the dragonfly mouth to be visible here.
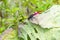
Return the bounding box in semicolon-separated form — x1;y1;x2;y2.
28;11;41;20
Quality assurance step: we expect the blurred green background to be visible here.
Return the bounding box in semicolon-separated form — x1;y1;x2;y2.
0;0;60;40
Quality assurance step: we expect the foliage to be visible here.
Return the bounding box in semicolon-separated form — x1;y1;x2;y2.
0;29;18;40
20;21;60;40
0;0;60;40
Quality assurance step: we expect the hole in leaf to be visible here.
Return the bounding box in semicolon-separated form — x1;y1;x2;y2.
36;6;38;8
34;28;38;33
31;33;34;36
19;37;24;40
36;38;40;40
51;37;56;40
27;34;31;40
